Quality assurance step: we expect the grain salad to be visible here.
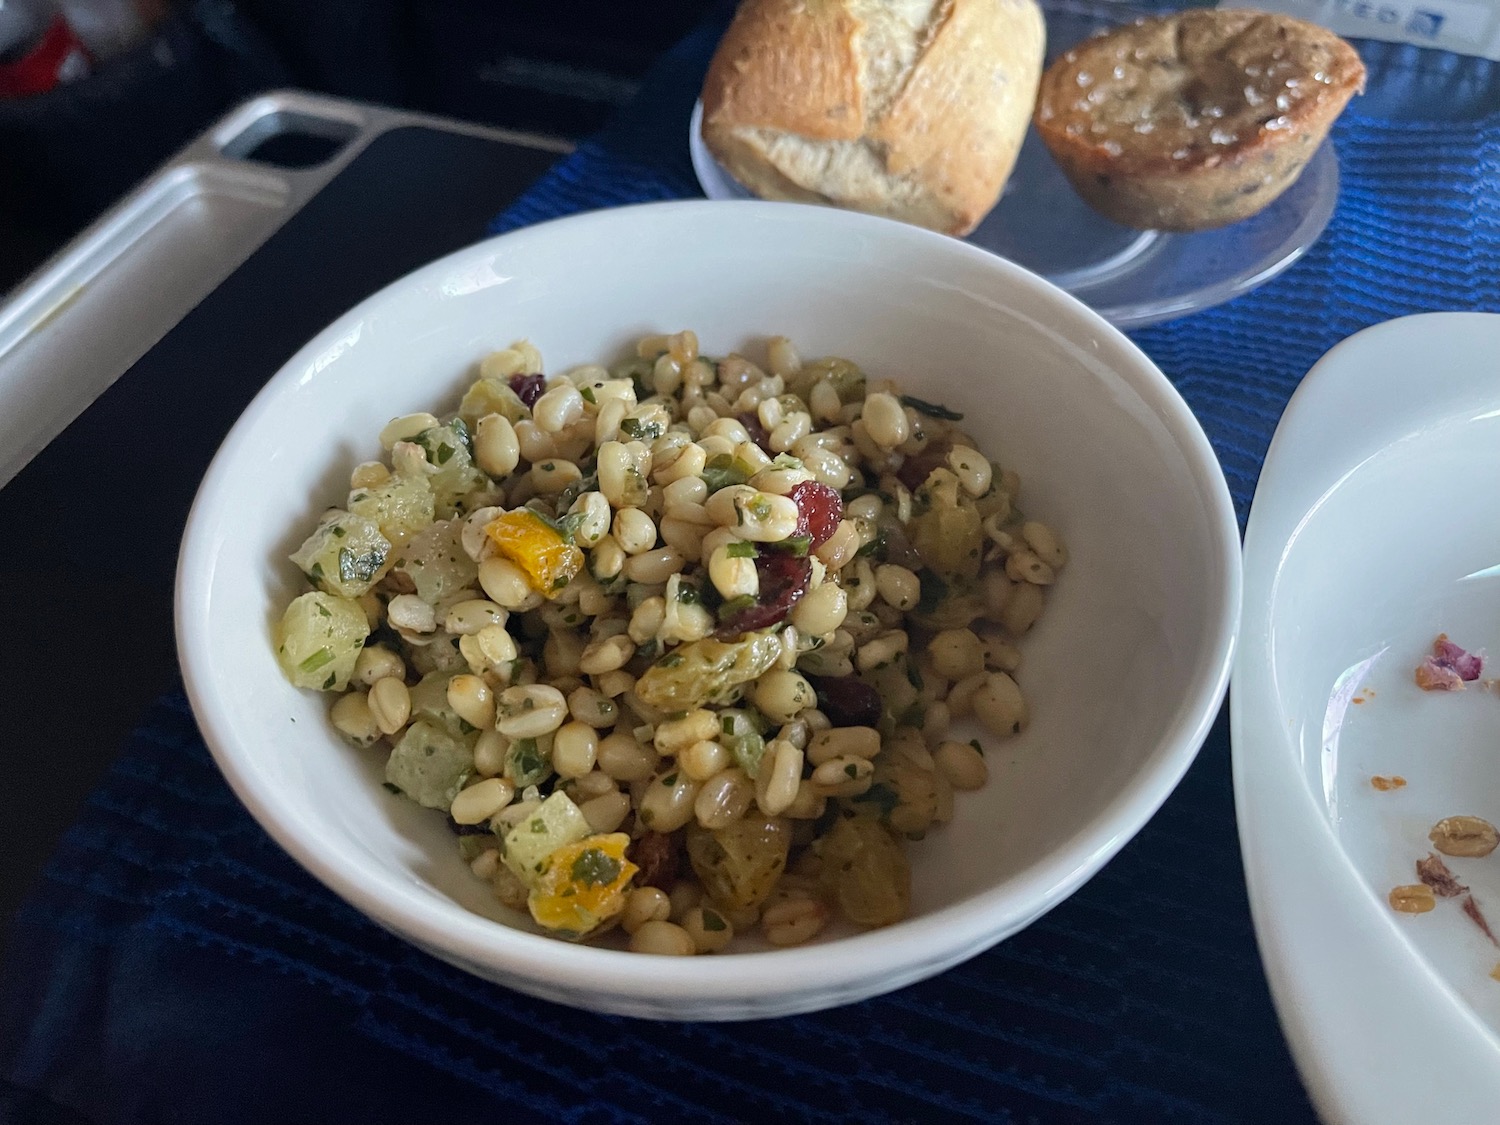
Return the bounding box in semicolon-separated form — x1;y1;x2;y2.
272;332;1066;953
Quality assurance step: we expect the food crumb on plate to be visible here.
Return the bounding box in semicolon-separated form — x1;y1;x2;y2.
1414;632;1484;691
1429;815;1499;858
1370;774;1406;791
1388;883;1436;913
1416;852;1467;898
1490;962;1500;982
1462;895;1500;948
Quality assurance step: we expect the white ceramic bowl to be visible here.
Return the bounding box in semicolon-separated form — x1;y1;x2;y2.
176;200;1241;1020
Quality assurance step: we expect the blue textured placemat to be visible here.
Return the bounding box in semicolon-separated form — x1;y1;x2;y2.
6;5;1500;1124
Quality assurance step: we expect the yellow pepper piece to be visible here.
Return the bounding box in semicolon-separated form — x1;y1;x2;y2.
527;833;637;938
484;509;583;597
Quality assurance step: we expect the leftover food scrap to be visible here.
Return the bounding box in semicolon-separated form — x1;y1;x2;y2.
1414;633;1484;692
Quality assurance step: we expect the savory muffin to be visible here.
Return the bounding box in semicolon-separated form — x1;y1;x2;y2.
1033;8;1365;231
700;0;1046;236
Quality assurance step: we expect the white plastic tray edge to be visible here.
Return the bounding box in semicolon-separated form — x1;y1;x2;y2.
0;90;571;489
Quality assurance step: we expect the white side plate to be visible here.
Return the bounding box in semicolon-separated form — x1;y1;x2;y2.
1234;312;1500;1124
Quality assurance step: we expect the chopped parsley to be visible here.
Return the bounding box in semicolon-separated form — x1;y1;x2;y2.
906;659;924;692
619;416;665;442
771;534;812;557
855;529;888;560
716;594;756;622
297;647;334;673
338;545;387;585
916;569;949;615
506;738;550;786
853;782;900;818
570;848;622;887
899;394;964;421
701;453;753;493
529;505;589;544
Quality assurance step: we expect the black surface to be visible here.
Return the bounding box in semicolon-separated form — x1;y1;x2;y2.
0;123;559;952
0;9;290;290
0;0;714;294
241;128;351;169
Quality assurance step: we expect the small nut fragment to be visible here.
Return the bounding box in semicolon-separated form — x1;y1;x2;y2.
1369;775;1406;792
1428;815;1499;858
1388;884;1436;914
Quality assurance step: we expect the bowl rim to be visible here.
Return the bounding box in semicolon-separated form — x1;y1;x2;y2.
175;199;1242;1007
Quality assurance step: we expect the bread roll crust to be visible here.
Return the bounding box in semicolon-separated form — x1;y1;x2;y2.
702;0;865;143
701;0;1046;236
1033;8;1365;231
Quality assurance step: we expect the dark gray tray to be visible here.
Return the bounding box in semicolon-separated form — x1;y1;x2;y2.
0;92;566;936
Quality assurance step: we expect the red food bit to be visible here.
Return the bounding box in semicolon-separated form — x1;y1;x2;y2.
895;437;952;491
787;480;843;548
737;412;773;455
509;373;546;409
715;553;811;638
809;675;882;728
1434;634;1483;680
1415;634;1483;691
1463;895;1500;948
1416;853;1468;898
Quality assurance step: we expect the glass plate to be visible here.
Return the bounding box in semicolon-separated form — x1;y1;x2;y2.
687;0;1340;330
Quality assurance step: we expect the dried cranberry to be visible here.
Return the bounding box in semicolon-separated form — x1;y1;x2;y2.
787;481;843;548
509;373;546;409
737;412;773;455
1432;634;1483;681
896;437;952;492
809;675;882;728
715;553;811;637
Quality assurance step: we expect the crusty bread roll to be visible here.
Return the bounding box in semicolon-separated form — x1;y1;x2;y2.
1033;9;1365;232
701;0;1046;236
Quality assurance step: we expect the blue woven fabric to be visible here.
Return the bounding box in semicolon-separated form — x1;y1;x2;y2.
6;5;1500;1124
